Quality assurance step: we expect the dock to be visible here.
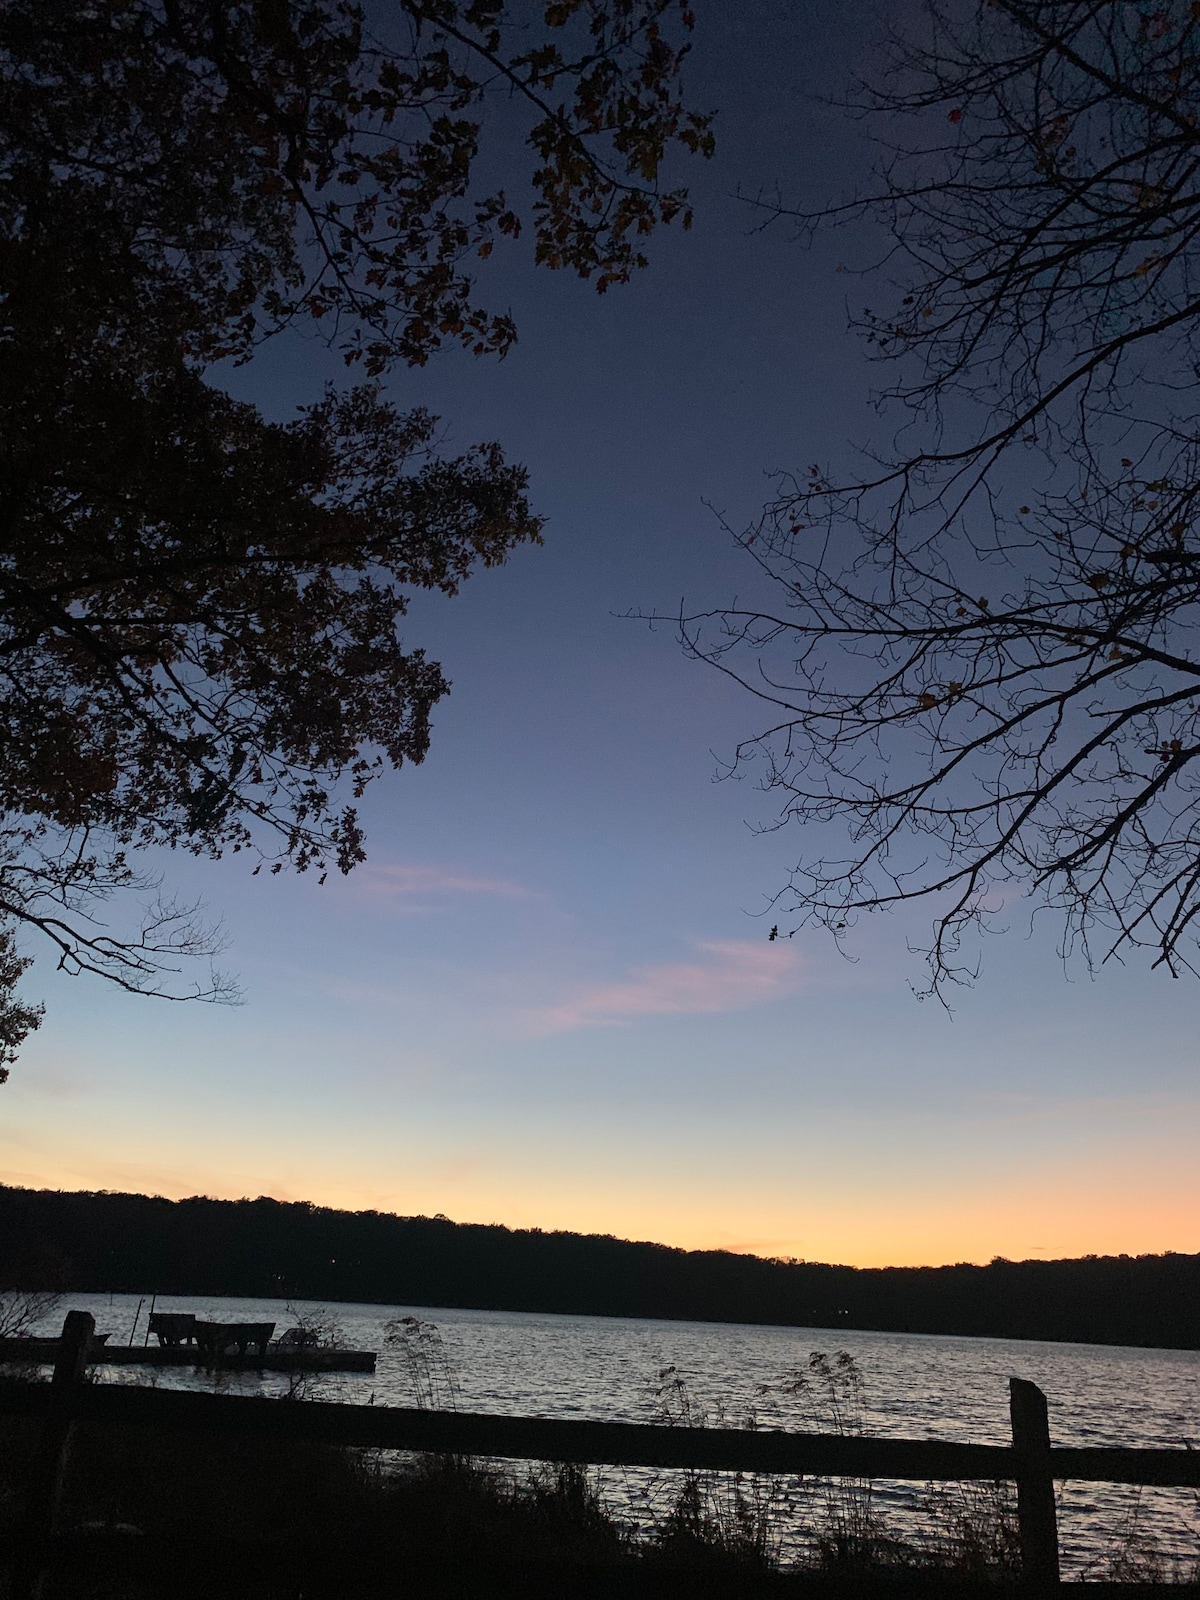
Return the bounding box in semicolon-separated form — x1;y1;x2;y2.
0;1338;376;1374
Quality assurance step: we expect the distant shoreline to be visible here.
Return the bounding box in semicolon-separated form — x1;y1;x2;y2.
46;1284;1200;1359
3;1184;1197;1353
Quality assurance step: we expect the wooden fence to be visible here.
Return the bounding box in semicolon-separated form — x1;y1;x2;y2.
4;1311;1199;1595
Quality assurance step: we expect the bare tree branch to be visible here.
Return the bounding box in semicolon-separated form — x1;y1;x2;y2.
671;1;1200;994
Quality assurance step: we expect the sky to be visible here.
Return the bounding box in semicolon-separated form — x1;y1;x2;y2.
1;1;1197;1269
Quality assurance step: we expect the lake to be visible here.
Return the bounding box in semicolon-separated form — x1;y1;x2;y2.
27;1292;1200;1577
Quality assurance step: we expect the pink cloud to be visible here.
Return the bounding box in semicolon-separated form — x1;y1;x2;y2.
350;863;531;902
525;940;805;1035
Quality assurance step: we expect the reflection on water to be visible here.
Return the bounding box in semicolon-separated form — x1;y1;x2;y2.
31;1292;1200;1577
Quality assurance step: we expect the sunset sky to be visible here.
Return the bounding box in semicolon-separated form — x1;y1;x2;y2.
2;0;1197;1269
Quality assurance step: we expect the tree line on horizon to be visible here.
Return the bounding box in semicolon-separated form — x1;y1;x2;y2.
1;1185;1195;1352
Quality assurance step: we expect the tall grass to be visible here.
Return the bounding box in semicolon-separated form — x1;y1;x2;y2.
1085;1484;1200;1586
383;1315;460;1412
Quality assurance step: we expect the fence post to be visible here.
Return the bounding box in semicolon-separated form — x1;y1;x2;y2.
14;1309;94;1600
1010;1377;1060;1588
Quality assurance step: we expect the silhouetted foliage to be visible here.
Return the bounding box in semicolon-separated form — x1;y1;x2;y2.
1;1185;1195;1349
0;0;711;1051
0;928;40;1083
678;0;1200;992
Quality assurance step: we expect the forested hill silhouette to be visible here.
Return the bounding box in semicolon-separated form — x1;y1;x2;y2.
1;1185;1195;1350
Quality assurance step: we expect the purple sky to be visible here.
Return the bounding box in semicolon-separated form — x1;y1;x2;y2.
2;0;1197;1266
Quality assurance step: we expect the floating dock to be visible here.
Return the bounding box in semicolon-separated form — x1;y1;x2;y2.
0;1338;376;1374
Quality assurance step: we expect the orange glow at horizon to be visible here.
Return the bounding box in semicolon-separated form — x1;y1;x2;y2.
3;1151;1194;1272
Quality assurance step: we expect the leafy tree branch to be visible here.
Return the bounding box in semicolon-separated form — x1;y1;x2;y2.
0;0;710;1060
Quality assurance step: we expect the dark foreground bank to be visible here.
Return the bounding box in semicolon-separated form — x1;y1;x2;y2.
1;1373;1193;1600
2;1184;1197;1350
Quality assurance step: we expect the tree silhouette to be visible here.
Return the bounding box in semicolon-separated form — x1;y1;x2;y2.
0;0;711;1069
680;0;1200;993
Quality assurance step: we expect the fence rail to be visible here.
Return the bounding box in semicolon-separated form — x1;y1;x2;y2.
3;1377;1198;1488
3;1311;1199;1594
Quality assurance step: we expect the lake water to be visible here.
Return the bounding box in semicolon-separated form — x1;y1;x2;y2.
25;1293;1200;1577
